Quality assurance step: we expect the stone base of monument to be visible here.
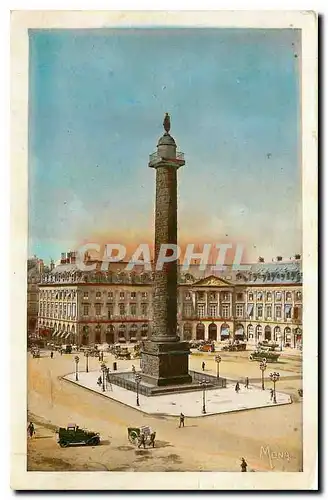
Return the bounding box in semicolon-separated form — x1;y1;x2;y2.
140;340;192;390
108;339;227;396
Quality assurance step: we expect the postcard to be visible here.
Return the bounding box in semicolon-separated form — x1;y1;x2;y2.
11;10;318;490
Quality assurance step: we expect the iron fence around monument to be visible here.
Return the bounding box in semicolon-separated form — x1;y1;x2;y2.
189;370;227;388
109;370;226;396
109;373;153;396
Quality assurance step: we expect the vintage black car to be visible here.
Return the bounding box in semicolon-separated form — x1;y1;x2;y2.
57;424;100;448
221;342;247;352
249;350;280;362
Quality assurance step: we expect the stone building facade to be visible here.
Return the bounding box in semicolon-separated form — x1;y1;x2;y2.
37;252;302;348
27;257;45;335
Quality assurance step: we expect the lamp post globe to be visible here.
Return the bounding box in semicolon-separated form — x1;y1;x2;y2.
269;371;280;403
199;379;209;414
135;373;141;407
101;362;107;392
215;355;222;380
74;355;80;381
259;358;267;390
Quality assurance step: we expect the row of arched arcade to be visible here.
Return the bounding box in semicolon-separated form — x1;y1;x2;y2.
38;320;151;345
179;322;302;346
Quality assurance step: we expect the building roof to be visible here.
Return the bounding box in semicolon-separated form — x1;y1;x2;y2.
42;259;302;286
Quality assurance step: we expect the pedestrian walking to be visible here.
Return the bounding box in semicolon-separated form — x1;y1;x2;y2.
179;412;185;428
97;376;102;387
270;388;274;400
202;361;205;371
240;457;248;472
138;432;146;449
60;349;63;356
50;351;53;359
245;377;249;389
235;382;240;393
27;422;35;439
132;365;136;374
149;431;156;448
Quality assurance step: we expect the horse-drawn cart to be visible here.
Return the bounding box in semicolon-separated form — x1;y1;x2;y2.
127;426;155;447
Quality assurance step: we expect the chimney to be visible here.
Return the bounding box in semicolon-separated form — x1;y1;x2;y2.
70;251;76;264
38;259;44;274
61;252;65;264
50;259;55;271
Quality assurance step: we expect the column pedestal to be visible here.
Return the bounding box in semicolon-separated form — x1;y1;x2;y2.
141;340;192;386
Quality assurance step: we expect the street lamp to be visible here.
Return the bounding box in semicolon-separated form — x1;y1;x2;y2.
199;378;210;414
101;362;107;392
259;358;267;390
135;373;141;407
85;351;89;373
74;355;80;381
270;372;280;404
215;355;222;380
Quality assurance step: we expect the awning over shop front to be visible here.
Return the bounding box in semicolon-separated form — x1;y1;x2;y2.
235;329;244;337
221;328;230;336
52;330;57;337
247;304;254;316
64;332;71;339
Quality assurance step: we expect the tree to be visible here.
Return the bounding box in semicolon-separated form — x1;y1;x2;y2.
276;256;282;261
294;253;301;260
258;256;264;262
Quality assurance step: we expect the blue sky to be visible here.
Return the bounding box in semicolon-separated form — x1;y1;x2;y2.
28;28;301;263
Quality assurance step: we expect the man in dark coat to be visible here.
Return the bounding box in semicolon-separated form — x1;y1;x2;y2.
149;432;156;448
240;457;248;472
27;422;35;438
179;413;185;428
202;361;205;371
138;432;146;449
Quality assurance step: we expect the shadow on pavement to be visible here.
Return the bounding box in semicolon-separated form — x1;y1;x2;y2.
115;445;134;451
98;439;111;446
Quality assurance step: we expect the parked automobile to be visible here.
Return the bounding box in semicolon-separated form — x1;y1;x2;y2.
198;343;215;352
114;346;131;360
221;342;246;352
249;350;280;362
60;344;72;354
258;340;279;351
56;423;100;448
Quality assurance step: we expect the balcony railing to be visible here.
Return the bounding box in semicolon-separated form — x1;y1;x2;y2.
149;151;185;163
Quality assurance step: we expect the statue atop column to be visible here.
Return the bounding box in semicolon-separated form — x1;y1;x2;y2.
163;112;171;134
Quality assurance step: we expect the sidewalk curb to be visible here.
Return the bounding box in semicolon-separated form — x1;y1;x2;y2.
61;374;292;418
